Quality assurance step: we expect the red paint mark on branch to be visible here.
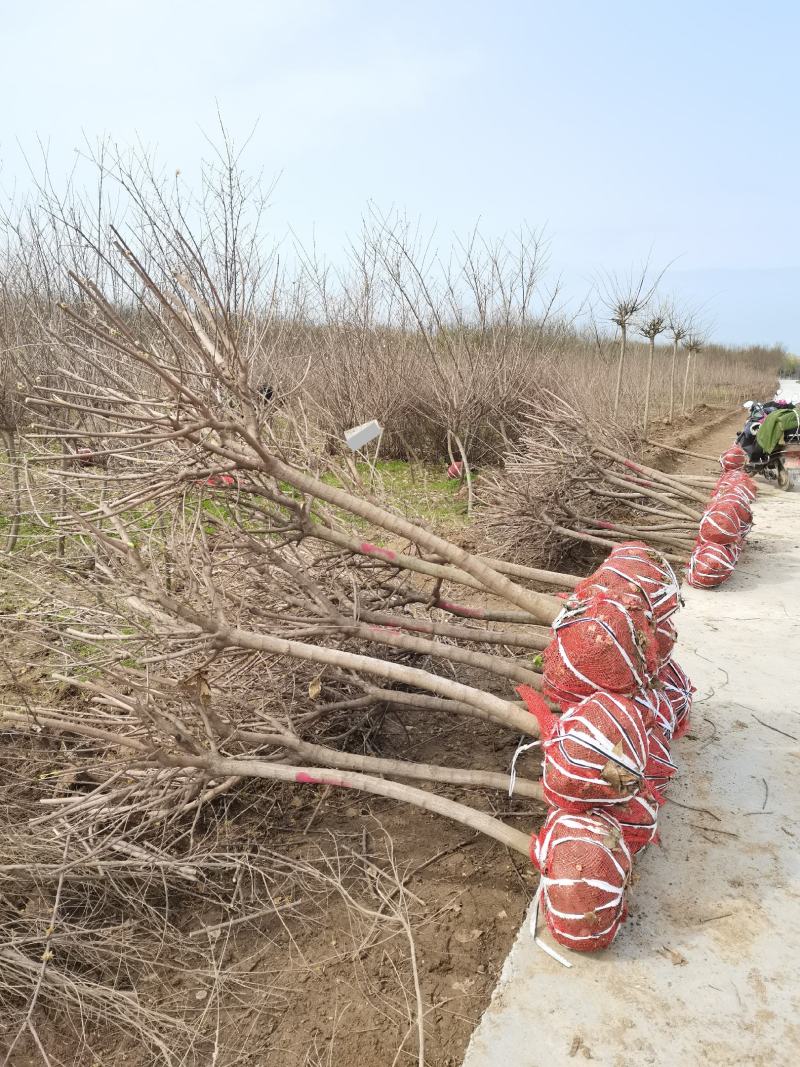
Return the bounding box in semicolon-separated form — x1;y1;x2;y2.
359;541;397;562
623;459;645;473
436;600;484;619
295;771;351;788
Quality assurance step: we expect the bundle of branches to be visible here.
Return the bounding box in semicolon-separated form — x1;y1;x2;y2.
477;392;713;568
0;218;605;882
0;215;590;1054
0;738;444;1064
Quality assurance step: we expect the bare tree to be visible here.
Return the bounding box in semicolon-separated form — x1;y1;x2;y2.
682;332;706;415
665;303;691;424
638;305;668;436
602;265;660;419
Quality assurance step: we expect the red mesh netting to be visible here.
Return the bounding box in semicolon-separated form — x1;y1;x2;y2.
576;544;680;624
633;687;676;737
714;489;752;529
719;444;747;471
686;540;741;589
714;471;757;501
714;484;756;511
614;793;660;855
698;499;747;545
531;808;632;952
519;688;648;812
657;659;695;739
645;719;677;793
543;592;658;707
655;618;677;664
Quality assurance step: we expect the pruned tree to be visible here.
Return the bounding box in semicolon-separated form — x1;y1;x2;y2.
638;305;669;436
665;303;692;424
601;265;661;420
682;332;706;415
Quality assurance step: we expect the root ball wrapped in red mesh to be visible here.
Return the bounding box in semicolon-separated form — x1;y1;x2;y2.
654;617;677;664
645;719;677;793
543;591;659;707
584;542;681;622
657;658;695;739
698;499;746;545
714;471;757;501
719;444;748;471
531;808;632;952
518;688;648;812
686;540;740;589
633;686;676;737
614;793;660;855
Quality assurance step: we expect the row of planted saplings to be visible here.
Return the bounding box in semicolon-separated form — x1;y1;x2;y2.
686;446;758;589
515;542;695;955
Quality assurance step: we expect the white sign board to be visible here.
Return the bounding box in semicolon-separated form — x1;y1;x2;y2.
344;420;383;451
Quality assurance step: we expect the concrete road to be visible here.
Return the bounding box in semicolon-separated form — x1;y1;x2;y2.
463;487;800;1067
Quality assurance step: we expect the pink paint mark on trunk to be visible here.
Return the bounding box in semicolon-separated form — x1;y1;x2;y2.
295;771;351;788
595;519;615;530
436;600;484;619
359;541;397;562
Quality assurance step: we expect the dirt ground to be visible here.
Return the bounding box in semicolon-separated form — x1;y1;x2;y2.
1;406;746;1067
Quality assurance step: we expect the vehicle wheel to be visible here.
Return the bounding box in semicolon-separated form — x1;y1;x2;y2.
777;464;790;490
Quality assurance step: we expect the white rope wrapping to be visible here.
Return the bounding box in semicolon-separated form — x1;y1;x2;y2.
698;503;746;545
687;541;740;588
719;445;747;471
533;809;631;949
615;793;659;853
549;595;653;698
604;548;681;621
633;687;676;737
541;692;648;809
658;659;694;737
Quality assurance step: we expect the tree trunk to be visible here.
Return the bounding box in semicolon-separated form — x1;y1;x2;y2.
643;337;655;436
682;352;692;415
0;430;21;553
691;357;697;409
613;323;628;418
668;337;679;424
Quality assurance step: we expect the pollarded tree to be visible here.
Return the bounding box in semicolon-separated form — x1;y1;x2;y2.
638;306;668;437
665;304;691;424
602;265;660;420
682;333;706;414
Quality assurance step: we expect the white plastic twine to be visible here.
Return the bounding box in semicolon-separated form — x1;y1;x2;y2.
688;541;739;586
541;693;647;808
633;686;676;737
553;597;650;694
532;810;631;950
529;883;573;968
603;551;681;620
658;660;694;720
615;792;659;851
699;504;745;544
508;736;541;797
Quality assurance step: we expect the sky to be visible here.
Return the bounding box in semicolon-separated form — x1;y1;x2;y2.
0;0;798;350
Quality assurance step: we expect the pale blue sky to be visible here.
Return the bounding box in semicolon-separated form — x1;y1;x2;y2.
1;1;797;348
